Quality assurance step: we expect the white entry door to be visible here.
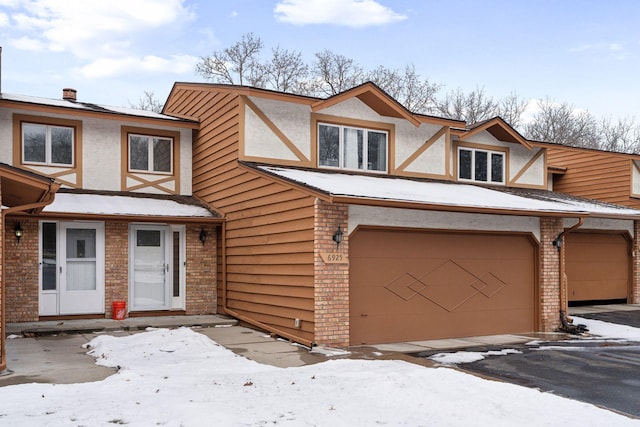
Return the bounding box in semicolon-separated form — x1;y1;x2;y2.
58;222;105;315
130;224;185;311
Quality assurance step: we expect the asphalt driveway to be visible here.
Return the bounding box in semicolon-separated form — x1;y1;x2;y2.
415;309;640;418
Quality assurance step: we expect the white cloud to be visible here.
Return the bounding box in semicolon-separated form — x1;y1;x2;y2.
3;0;195;58
8;35;45;51
77;54;199;79
274;0;407;28
569;42;624;53
0;12;9;27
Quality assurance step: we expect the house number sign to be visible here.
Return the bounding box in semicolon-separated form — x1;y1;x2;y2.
320;252;348;264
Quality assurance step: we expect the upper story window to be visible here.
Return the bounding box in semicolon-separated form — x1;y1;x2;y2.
318;123;387;172
458;147;505;184
128;133;173;174
22;123;74;166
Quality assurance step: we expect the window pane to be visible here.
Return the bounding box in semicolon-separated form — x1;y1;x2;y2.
51;127;73;165
42;222;57;291
23;123;46;163
343;127;363;169
66;229;96;258
475;151;488;181
319;124;339;167
153;138;172;172
129;135;149;170
367;131;387;171
137;229;161;247
491;153;504;183
459;149;472;179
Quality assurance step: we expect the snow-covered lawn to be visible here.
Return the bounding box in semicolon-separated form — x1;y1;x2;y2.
0;317;638;426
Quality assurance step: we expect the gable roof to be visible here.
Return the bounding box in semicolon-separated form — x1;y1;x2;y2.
0;93;198;128
167;81;465;128
245;163;640;220
454;117;532;150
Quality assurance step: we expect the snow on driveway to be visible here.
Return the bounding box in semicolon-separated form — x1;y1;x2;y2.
0;325;638;426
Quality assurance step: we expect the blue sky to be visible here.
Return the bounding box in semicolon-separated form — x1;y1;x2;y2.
0;0;639;122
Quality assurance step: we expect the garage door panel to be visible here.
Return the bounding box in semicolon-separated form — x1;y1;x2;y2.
350;229;535;345
566;233;629;302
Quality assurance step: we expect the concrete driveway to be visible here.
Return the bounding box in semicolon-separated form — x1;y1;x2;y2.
416;307;640;418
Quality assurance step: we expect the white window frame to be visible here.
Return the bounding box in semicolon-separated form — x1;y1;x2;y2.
458;146;506;185
318;123;388;173
22;122;74;167
128;133;174;174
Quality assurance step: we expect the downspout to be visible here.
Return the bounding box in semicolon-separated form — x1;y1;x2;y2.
1;194;57;372
553;217;586;333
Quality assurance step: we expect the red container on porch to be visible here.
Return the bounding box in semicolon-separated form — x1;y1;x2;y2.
112;301;126;320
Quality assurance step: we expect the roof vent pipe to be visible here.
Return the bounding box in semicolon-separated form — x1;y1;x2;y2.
62;88;77;102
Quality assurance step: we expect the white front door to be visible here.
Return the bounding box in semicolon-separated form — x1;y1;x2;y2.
130;224;185;311
40;221;105;315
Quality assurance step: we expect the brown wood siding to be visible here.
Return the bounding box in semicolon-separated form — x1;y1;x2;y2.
546;145;640;208
165;88;316;344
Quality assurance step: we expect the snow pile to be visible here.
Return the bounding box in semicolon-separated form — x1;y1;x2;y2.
574;316;640;341
429;348;522;364
0;327;637;426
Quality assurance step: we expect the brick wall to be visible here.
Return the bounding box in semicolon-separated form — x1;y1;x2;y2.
105;221;128;318
4;218;39;322
539;217;563;332
314;199;349;347
632;220;640;304
185;224;217;315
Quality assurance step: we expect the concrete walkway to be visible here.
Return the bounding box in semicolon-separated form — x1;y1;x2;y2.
3;304;636;386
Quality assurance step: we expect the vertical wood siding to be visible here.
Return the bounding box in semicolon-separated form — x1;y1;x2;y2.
546;145;640;208
165;88;316;343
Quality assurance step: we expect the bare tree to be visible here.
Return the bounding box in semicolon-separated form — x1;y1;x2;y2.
195;32;265;86
497;92;528;130
368;64;441;114
599;116;640;154
435;86;501;124
525;98;599;148
311;50;365;96
128;91;164;113
264;46;309;93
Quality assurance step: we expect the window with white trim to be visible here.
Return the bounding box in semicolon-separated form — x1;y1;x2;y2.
458;147;505;184
128;134;173;174
22;123;74;166
318;123;387;172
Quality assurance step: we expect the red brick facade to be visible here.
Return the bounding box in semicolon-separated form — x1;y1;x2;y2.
314;199;349;347
3;218;217;322
185;224;217;315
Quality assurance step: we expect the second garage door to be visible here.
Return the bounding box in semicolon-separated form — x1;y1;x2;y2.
350;229;536;345
566;232;630;303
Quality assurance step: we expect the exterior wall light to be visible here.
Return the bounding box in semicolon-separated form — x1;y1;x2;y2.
14;222;23;243
199;228;207;246
332;225;343;249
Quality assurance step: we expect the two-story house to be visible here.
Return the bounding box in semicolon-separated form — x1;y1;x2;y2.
0;89;222;326
163;82;640;347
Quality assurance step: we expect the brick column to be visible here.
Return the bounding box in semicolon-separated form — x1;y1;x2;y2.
632;220;640;304
4;218;39;322
105;221;129;318
539;217;563;332
185;224;217;315
314;199;349;347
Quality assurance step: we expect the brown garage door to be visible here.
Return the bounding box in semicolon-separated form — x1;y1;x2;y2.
566;232;630;303
350;229;536;345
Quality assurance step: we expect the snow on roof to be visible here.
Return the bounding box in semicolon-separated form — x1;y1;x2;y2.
0;93;183;121
43;192;218;218
258;166;640;218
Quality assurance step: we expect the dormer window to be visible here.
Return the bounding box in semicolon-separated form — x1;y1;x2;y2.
318;123;387;172
458;146;505;184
